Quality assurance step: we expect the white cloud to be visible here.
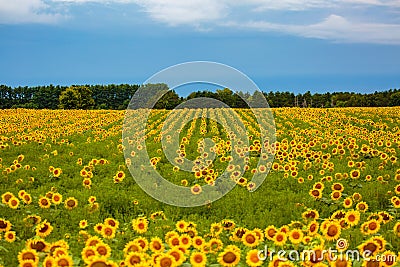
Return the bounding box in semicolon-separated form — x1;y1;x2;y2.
233;14;400;44
132;0;227;26
1;0;400;44
0;0;64;24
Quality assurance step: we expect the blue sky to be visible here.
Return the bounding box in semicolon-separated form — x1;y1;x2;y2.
0;0;400;94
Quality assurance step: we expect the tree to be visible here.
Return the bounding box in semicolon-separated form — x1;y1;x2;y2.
59;87;79;109
390;92;400;106
59;86;95;109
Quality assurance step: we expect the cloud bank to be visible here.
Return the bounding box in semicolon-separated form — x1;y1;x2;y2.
1;0;400;44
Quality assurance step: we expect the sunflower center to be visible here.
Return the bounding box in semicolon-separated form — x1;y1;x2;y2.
160;257;172;267
364;243;377;253
369;222;377;230
246;234;256;244
223;252;237;264
327;225;338;236
153;242;161;250
194;254;204;263
130;255;141;264
22;252;36;260
91;262;108;267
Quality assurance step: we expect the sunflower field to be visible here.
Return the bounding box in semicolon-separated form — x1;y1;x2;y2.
0;107;399;267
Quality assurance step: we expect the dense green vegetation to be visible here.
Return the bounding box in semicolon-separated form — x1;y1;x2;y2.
0;84;399;109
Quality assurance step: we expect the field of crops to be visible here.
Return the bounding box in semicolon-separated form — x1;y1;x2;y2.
0;107;399;267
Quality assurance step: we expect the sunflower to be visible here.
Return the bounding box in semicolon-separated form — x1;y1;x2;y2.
242;231;259;248
178;234;191;248
149;237;164;253
221;219;236;231
190;251;207;267
191;184;202;195
331;191;342;201
343;197;353;209
125;252;146;267
302;209;320;221
168;248;186;265
192;236;205;250
101;225;116;239
94;223;104;235
55;255;73;267
361;220;381;235
18;249;39;265
391;196;400;208
371;236;387;252
79;220;88;229
52;168;62;177
132;217;149;234
288;229;303;245
18;259;38;267
210;222;223;236
87;256;111;267
7;196;19;209
35;221;53;238
134;237;149;251
322;222;341;241
329;257;351;267
331;210;346;220
356;201;368;212
22;193;32;205
352;192;362;202
165;231;179;244
4;230;16;242
344;211;360;228
104;218;119;229
331;183;344;192
42;256;56;267
378;211;393;224
123;240;142;256
26;238;48;252
380;251;397;267
358;239;380;256
230;227;246;241
218;246;240;267
176;220;188;233
82;247;97;264
244;249;263;267
88;196;96;204
83;178;92;188
155;253;176;267
208;238;223;253
265;225;277;240
349;169;360;179
64;197;78;210
309;189;322;200
49;240;69;255
95;242;111;258
303;245;325;265
273;231;287;247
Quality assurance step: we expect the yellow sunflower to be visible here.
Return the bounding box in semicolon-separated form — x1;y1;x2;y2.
246;249;263;267
218;246;240;267
190;251;207;267
322;221;341;241
288;229;304;244
242;231;260;248
35;221;53;238
64;197;78;210
132;217;149;234
273;231;287;247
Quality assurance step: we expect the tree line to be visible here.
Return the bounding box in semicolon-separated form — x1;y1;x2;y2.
0;84;399;109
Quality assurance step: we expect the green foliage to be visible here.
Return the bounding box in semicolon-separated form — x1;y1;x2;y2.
0;84;400;109
59;86;95;109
